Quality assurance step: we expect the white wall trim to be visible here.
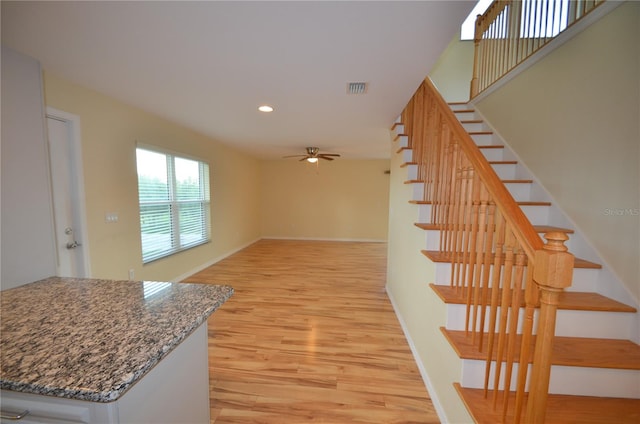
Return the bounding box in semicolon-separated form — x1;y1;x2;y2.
170;238;261;282
261;236;387;243
385;284;450;424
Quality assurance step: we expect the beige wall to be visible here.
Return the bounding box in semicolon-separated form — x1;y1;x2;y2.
260;159;390;241
429;36;475;103
474;2;640;300
43;73;262;282
385;140;471;423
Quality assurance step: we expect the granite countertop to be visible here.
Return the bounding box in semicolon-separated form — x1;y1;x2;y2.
0;277;233;402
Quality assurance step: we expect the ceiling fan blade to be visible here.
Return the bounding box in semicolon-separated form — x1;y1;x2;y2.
319;153;340;157
282;154;307;158
299;157;309;162
319;156;335;161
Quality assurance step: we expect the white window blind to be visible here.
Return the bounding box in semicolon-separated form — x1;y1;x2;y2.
136;146;210;263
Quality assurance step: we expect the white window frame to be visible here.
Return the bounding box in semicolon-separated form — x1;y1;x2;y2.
136;144;211;264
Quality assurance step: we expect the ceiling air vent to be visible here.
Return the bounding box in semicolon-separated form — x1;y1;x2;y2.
347;82;368;95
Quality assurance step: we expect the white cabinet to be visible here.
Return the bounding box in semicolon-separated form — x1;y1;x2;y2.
1;324;210;424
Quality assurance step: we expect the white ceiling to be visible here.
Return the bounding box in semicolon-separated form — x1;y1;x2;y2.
1;1;473;160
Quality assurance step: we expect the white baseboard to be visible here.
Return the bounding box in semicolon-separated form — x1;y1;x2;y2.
261;236;387;243
385;284;449;423
171;238;261;282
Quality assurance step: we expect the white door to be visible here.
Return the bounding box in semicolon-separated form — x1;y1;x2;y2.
46;109;91;278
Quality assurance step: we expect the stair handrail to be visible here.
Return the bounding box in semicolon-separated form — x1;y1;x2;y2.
400;77;575;423
424;78;542;256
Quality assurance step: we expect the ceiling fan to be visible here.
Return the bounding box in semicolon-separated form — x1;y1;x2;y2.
282;147;341;163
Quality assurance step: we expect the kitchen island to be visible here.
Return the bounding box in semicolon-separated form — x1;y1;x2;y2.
0;277;233;423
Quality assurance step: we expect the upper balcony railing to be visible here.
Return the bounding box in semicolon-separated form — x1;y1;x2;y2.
470;0;606;98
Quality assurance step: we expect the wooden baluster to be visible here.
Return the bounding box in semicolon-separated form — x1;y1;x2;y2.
484;209;505;397
501;247;526;421
412;83;425;182
450;166;463;288
510;0;522;70
452;166;471;291
514;266;538;424
431;121;447;223
526;232;574;424
441;142;458;252
465;174;482;335
462;167;480;318
492;228;516;407
471;188;490;344
470;13;483;98
422;92;436;203
477;199;496;351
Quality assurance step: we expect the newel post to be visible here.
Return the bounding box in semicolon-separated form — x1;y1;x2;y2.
526;232;574;423
470;14;482;99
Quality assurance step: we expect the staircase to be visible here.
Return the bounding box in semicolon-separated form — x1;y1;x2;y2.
390;82;640;423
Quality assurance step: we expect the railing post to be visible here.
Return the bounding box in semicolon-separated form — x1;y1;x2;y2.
470;14;482;99
526;231;574;423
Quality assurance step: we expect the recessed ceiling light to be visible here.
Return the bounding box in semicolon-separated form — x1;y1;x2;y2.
258;105;274;113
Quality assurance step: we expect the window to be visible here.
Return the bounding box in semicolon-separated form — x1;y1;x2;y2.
461;0;571;40
461;0;492;40
136;146;210;263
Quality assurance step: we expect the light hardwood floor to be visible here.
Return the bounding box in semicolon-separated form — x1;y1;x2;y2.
183;239;440;423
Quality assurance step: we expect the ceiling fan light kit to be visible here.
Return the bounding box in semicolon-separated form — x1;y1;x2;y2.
283;147;341;163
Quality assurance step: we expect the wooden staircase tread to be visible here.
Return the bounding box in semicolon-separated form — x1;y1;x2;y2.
448;102;469;105
403;179;424;184
469;131;494;135
441;328;640;370
390;122;403;131
393;133;407;141
454;383;640;424
429;284;636;313
422;250;601;269
502;179;533;184
395;146;411;153
400;162;417;168
454;109;476;113
489;160;518;165
461;119;484;124
477;144;504;149
414;223;574;234
518;200;551;206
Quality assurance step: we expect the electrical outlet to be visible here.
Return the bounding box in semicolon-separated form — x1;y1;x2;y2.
105;213;119;223
128;269;135;280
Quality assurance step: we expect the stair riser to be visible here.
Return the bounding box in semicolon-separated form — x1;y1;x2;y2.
392;123;404;136
405;164;418;181
448;103;471;111
479;148;505;162
445;304;635;339
396;134;409;149
454;111;478;122
460;360;640;398
462;122;487;132
470;133;499;145
432;261;595;292
504;183;532;202
491;163;517;180
520;205;549;223
410;180;533;203
402;149;413;164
